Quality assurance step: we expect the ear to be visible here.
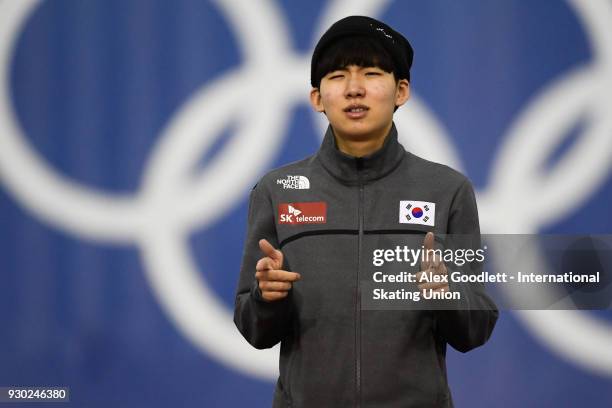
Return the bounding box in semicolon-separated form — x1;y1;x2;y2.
310;87;325;112
395;79;410;108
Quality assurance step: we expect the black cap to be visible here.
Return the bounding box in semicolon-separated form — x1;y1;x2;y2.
311;15;414;87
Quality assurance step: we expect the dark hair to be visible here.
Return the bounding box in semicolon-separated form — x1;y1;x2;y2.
311;35;397;88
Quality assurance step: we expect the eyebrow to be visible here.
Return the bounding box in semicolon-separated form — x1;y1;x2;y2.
329;66;382;73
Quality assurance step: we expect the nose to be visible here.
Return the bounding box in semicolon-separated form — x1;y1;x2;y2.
344;73;365;98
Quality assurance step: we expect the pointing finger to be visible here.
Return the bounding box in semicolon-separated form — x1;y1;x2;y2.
255;269;301;282
259;281;293;292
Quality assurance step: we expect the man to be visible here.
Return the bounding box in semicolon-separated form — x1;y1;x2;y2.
234;15;498;407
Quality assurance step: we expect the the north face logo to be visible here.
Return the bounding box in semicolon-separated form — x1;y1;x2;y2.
276;175;310;189
279;202;326;225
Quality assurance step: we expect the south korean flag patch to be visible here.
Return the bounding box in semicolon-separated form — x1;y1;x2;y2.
399;200;436;226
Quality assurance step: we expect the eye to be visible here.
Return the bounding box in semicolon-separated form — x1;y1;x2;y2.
365;71;382;76
328;74;344;80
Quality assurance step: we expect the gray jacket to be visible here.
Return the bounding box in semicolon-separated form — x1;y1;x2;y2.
234;123;498;407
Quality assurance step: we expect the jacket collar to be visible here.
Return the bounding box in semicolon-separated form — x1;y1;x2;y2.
316;122;405;184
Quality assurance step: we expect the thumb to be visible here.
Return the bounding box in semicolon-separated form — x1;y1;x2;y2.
421;232;435;270
259;239;284;267
423;232;435;251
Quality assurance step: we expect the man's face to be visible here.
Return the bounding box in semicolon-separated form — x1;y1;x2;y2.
310;64;410;142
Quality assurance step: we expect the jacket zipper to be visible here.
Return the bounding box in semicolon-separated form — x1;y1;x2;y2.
355;159;364;407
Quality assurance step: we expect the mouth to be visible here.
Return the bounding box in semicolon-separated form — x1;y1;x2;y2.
343;104;369;119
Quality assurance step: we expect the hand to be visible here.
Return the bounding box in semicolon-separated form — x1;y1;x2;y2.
255;239;301;302
416;232;449;295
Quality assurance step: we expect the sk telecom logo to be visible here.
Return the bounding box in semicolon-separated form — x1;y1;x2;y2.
279;202;326;225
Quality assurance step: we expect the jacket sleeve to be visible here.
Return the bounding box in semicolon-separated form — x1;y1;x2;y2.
233;182;294;349
434;179;499;353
